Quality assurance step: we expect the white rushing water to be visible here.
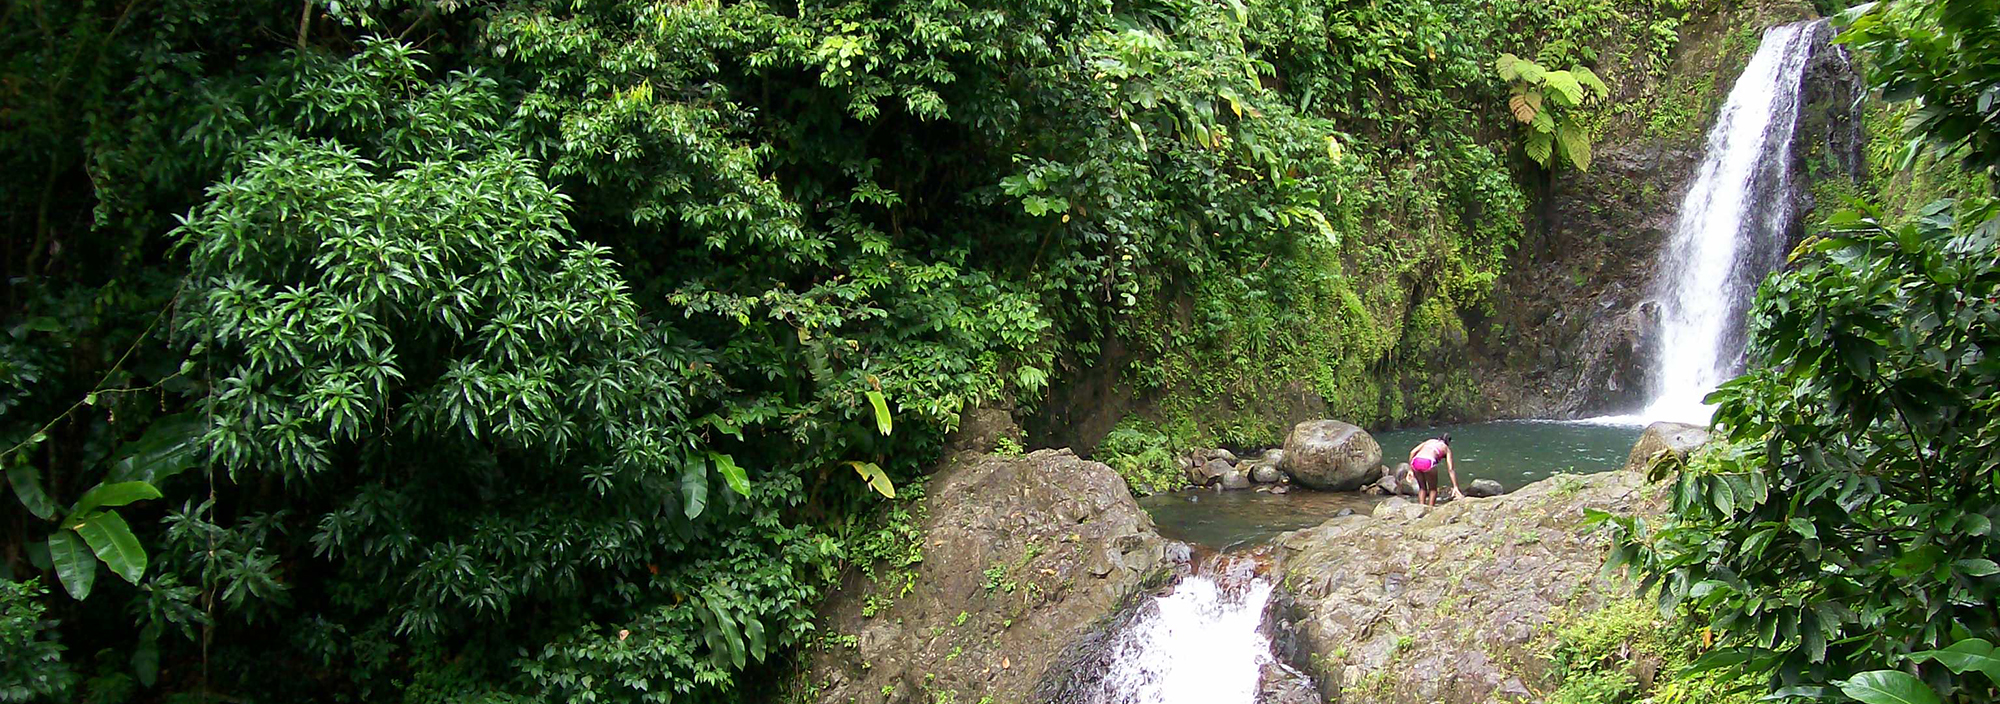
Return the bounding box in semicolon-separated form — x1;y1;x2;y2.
1089;555;1282;704
1641;21;1823;425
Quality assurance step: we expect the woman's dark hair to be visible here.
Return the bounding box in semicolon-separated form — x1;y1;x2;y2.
1438;433;1452;446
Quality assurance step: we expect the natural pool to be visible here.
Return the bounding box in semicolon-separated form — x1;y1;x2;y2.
1140;420;1645;550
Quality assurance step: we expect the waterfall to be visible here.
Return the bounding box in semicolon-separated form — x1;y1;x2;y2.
1055;553;1306;704
1642;20;1824;425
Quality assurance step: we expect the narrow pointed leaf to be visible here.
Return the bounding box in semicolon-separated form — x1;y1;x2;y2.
709;452;750;498
848;461;896;498
866;391;893;436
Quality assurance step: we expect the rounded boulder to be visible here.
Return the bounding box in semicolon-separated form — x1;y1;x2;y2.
1280;420;1383;491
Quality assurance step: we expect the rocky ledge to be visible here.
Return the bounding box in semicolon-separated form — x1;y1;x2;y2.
803;449;1174;704
1270;468;1669;703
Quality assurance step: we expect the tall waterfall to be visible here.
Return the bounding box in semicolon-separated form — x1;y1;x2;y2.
1642;20;1824;424
1056;553;1307;704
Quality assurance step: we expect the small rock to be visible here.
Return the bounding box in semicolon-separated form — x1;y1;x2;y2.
1222;470;1252;490
1270;485;1290;494
1189;458;1232;486
1333;508;1354;518
1251;464;1284;484
1213;449;1239;464
1260;448;1285;465
1466;479;1505;497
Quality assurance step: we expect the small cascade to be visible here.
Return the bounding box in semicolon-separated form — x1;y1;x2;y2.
1050;551;1309;704
1642;20;1826;424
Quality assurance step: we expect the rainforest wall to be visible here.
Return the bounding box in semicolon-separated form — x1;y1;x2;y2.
0;0;1891;701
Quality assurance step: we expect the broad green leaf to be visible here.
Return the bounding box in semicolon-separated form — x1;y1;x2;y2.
1524;130;1554;166
1531;108;1555;134
848;461;896;499
67;481;162;521
744;616;767;662
134;623;161;686
7;465;57;520
1574;66;1610;98
1839;670;1941;704
108;414;205;486
709;452;750;498
48;531;97;600
1542;70;1584;105
866;391;893;436
1558;121;1591;171
75;511;147;585
1959;513;1992;536
1908;638;2000;681
1953;558;1999;577
1514;58;1547;84
680;455;709;520
1495;53;1522;82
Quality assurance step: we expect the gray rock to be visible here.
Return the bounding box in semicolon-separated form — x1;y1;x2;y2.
1625;421;1711;475
1251;463;1284;484
1280;420;1383;491
1213;448;1239;464
1260;448;1285;465
806;450;1172;704
1189;458;1232;486
1374;462;1420;496
1466;478;1505;497
1222;470;1253;490
1274;471;1672;704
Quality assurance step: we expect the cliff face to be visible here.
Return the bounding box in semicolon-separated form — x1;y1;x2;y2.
1467;4;1866;419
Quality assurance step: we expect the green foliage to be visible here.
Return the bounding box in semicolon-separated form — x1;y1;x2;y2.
1602;194;2000;700
0;579;76;702
1095;418;1187;496
1839;0;2000;177
0;0;1714;700
1541;599;1761;704
1497;54;1612;171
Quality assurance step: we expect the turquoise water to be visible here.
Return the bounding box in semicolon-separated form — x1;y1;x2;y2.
1371;420;1642;492
1139;420;1643;549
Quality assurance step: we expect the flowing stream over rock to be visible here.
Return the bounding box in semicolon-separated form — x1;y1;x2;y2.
1048;552;1311;704
1643;20;1824;424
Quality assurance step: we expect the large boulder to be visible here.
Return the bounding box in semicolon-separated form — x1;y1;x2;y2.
1281;420;1383;491
1272;470;1669;703
804;449;1173;703
1624;421;1711;474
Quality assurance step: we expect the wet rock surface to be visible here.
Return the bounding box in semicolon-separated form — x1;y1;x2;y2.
1466;478;1506;497
1625;421;1712;473
1282;420;1384;491
805;449;1173;704
1275;470;1669;703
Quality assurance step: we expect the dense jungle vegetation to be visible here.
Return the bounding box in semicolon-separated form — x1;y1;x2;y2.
1603;2;2000;704
1;0;1994;702
0;0;1685;700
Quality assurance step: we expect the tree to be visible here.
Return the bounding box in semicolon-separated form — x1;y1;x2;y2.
1495;53;1611;171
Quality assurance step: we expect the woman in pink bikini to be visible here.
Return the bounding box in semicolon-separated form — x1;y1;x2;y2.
1407;434;1462;507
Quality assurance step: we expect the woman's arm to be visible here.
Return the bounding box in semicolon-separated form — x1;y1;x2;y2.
1446;448;1462;496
